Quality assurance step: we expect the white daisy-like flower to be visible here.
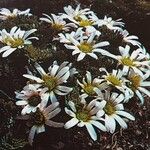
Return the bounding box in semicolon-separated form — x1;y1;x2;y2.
65;31;110;61
127;70;150;104
96;91;135;133
64;99;106;141
56;27;84;43
40;13;77;31
120;30;141;47
99;68;133;99
139;46;150;60
23;61;73;103
0;26;38;57
15;84;49;115
0;8;32;20
26;102;64;145
61;5;99;29
106;45;150;76
61;4;94;22
77;71;107;97
92;15;124;31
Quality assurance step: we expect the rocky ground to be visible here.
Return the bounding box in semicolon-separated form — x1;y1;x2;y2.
0;0;150;149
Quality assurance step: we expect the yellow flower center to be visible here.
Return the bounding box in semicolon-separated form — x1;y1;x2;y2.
128;74;141;91
84;84;95;95
51;23;64;31
42;75;57;91
120;57;135;66
30;108;45;126
79;19;93;27
104;101;116;116
7;14;17;19
78;42;93;53
28;94;41;107
73;15;82;22
106;75;122;86
76;110;91;122
4;37;24;48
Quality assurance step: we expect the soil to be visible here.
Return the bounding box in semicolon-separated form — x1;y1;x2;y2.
0;0;150;150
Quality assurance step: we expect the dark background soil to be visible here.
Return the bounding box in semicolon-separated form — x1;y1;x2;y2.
0;0;150;150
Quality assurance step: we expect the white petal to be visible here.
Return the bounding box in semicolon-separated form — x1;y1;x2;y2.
64;118;79;129
115;94;124;103
28;126;36;145
68;101;76;112
56;67;69;79
65;107;76;117
57;72;70;84
48;107;61;119
40;93;50;107
140;81;150;87
116;104;124;110
85;123;97;141
105;115;116;133
116;111;135;120
49;91;58;103
90;120;106;131
138;87;150;97
135;90;144;104
0;46;11;53
50;65;59;76
77;53;86;61
88;53;98;59
46;120;64;127
113;114;127;129
34;63;46;76
36;125;45;133
23;74;43;83
56;85;72;93
16;100;28;106
44;101;59;114
2;48;16;57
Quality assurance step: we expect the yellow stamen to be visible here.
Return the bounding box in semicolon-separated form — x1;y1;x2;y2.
78;42;93;53
79;19;93;27
51;23;64;31
84;84;95;95
76;110;91;122
120;57;135;66
4;37;24;48
42;74;57;91
128;74;141;91
106;75;122;86
104;101;116;116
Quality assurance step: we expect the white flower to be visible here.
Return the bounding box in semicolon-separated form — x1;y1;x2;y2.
56;27;84;43
127;70;150;104
64;100;106;141
27;102;64;145
61;4;94;22
106;45;150;76
99;68;133;99
15;84;49;115
40;13;77;31
77;71;107;97
120;30;141;47
65;31;110;61
96;91;135;133
23;61;73;103
0;8;32;20
93;15;124;31
61;5;99;29
0;26;38;57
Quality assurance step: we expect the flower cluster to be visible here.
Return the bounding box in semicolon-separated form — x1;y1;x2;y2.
0;4;149;145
